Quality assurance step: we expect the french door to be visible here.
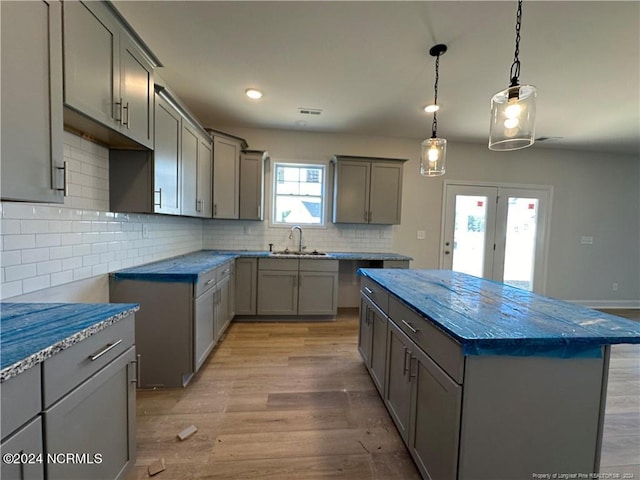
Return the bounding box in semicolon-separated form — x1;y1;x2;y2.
441;183;552;293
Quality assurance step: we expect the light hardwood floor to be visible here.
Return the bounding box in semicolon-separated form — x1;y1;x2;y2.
126;309;639;480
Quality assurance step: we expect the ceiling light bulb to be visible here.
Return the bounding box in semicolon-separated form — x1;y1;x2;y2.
504;117;520;129
424;104;439;113
428;146;440;162
504;103;522;119
245;88;263;99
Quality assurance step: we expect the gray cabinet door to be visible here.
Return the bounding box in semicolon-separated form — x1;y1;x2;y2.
213;136;240;219
1;0;64;203
239;151;264;220
197;137;213;217
358;296;373;366
44;346;136;480
257;270;298;315
119;34;153;148
369;162;403;224
235;258;257;315
385;321;412;444
63;0;118;129
194;287;215;371
370;302;388;395
0;416;44;480
153;95;181;214
333;160;370;223
180;121;199;217
215;275;231;340
298;271;338;315
408;345;462;480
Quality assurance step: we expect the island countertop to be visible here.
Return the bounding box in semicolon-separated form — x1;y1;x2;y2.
0;302;139;381
358;269;640;357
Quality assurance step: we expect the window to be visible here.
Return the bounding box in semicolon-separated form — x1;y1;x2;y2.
273;163;325;225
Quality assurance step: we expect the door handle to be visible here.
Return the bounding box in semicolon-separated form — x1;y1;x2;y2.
401;319;419;334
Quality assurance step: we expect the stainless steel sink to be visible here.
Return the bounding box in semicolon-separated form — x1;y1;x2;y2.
270;250;327;256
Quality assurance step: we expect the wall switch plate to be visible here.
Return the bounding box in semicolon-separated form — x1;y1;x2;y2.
580;236;593;245
417;230;426;240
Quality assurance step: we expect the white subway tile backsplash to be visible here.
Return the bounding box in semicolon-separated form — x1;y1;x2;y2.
21;248;50;264
35;234;61;248
3;234;36;250
5;264;37;282
36;260;62;276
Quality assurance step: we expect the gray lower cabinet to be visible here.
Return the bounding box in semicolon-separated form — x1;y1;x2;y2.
235;258;257;315
0;417;44;480
1;0;65;203
384;321;413;444
44;346;136;480
257;259;339;316
358;293;388;396
110;260;234;387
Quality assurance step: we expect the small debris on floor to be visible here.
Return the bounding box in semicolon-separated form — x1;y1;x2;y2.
176;424;198;441
147;458;165;477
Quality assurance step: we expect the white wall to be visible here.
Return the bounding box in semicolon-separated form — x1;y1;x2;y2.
214;126;640;307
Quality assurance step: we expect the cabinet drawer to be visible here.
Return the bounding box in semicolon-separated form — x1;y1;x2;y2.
42;314;135;407
361;276;389;312
258;258;298;271
195;268;217;298
217;261;233;280
299;259;339;272
388;296;464;383
1;366;41;440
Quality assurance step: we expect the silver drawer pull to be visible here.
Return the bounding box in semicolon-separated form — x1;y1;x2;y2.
89;339;123;361
223;268;230;275
206;278;215;285
131;354;141;384
364;287;374;294
401;319;419;334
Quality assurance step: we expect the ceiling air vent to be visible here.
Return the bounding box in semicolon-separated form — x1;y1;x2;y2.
298;108;322;116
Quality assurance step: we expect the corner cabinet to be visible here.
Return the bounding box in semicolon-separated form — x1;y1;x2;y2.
62;0;157;149
332;155;407;225
1;0;65;203
239;150;268;220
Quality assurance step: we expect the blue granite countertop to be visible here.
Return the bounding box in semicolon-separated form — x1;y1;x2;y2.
1;302;139;382
358;269;640;357
111;250;412;283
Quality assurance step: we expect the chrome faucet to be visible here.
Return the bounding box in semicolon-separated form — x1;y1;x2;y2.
289;225;303;253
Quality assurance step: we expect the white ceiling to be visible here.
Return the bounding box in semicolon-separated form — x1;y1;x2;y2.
112;1;639;156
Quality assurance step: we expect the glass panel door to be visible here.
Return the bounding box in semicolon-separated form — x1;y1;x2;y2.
442;184;551;294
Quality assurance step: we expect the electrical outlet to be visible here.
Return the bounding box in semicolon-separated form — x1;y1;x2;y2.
142;224;149;238
417;230;426;240
580;236;593;245
612;282;619;291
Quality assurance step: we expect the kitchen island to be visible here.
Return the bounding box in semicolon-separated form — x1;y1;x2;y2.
357;269;640;480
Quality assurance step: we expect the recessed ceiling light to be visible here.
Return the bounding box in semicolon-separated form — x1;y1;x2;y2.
424;104;439;113
245;88;263;99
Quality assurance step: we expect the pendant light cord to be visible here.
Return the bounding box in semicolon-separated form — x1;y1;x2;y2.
509;0;523;87
431;53;440;138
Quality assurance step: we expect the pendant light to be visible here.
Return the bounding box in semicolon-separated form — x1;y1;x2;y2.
489;0;537;151
421;44;447;177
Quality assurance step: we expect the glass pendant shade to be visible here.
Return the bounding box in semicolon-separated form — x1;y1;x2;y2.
420;137;447;176
489;84;537;151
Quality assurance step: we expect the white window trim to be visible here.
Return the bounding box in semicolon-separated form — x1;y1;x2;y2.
267;158;331;229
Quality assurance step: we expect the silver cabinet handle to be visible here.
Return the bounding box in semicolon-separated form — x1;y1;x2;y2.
154;188;162;208
55;161;69;196
122;102;130;128
409;355;417;379
402;319;419;334
364;287;373;295
131;354;141;384
196;199;202;212
89;339;123;361
223;268;230;275
206;278;215;286
115;98;123;123
257;205;261;218
403;347;409;375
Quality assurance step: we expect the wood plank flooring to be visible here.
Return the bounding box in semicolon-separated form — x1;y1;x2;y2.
126;309;639;480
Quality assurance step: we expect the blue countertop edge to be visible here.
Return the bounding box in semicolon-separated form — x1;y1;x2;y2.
110;250;413;282
1;303;139;382
358;268;640;358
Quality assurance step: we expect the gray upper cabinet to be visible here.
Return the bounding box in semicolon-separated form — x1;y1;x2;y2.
1;0;65;203
62;0;156;149
197;136;213;217
180;121;199;217
239;150;268;220
332;155;407;225
212;135;242;219
152;93;182;214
